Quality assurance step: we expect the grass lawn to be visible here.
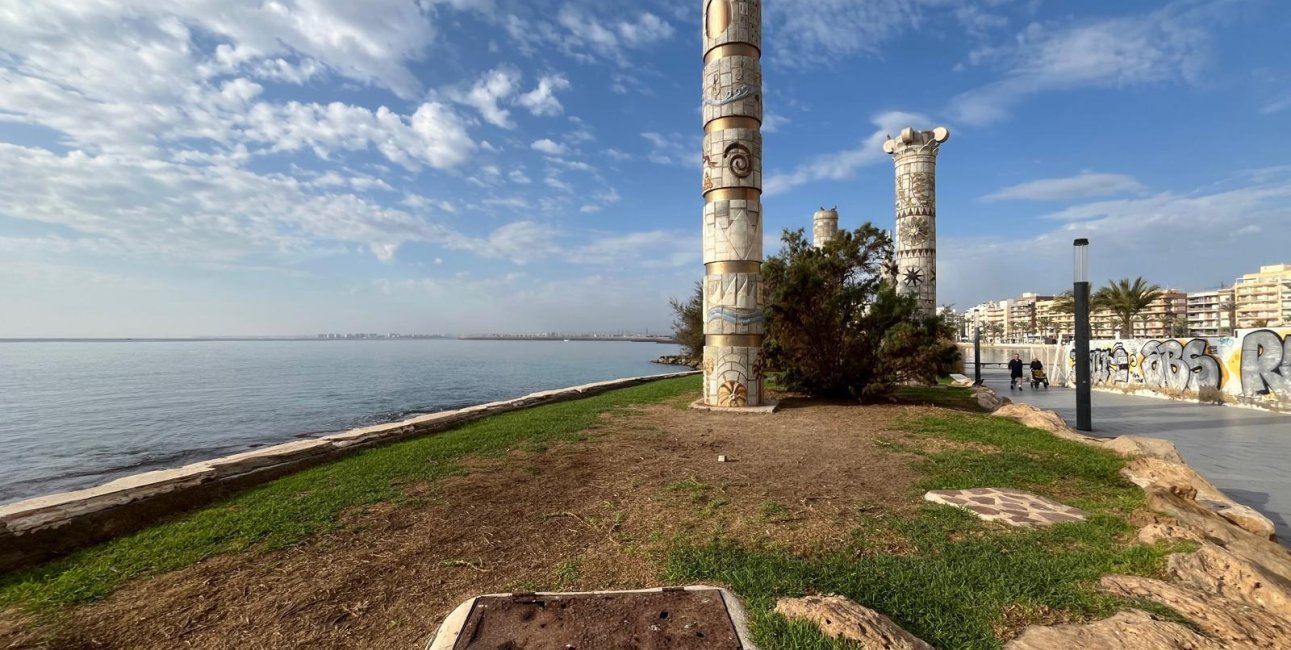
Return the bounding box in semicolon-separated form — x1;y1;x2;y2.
1;377;1187;649
0;377;697;613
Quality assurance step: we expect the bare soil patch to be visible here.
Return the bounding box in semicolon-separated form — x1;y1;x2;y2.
5;401;923;650
453;590;741;650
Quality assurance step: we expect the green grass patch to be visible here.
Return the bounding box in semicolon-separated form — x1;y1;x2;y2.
0;375;700;614
665;409;1181;649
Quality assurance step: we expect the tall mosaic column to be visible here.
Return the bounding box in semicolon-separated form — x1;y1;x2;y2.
812;206;838;248
884;127;949;316
701;0;764;407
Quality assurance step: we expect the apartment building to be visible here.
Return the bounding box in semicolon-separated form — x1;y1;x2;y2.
1131;289;1189;338
1187;289;1235;337
1233;264;1291;328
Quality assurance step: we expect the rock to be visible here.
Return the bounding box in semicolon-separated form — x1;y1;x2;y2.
774;595;933;650
1100;574;1291;648
653;355;699;369
948;373;973;388
1168;543;1291;618
1102;435;1187;463
1144;487;1291;585
975;391;1002;411
1122;458;1276;540
991;403;1102;445
1005;609;1217;650
1138;522;1204;545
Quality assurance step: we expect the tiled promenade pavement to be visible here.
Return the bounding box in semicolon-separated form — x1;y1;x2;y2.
924;488;1087;526
974;367;1291;541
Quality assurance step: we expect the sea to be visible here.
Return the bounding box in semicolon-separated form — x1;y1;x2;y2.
0;339;681;504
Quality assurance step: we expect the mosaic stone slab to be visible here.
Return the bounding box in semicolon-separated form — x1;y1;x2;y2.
924;488;1087;527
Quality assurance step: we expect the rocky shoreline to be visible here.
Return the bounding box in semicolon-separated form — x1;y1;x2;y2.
652;354;699;369
786;385;1291;648
980;385;1291;647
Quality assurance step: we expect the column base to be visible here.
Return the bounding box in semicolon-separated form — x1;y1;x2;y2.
702;345;764;407
689;399;778;414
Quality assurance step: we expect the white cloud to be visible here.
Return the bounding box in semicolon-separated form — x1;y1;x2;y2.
765;0;1008;68
763;111;926;196
982;172;1147;202
531;138;569;156
544;175;574;193
641;132;696;167
0;144;470;264
951;3;1214;124
1261;95;1291;115
516;74;572;117
941;169;1291;308
505;7;675;65
444;67;521;128
1;1;442;100
509;169;532;184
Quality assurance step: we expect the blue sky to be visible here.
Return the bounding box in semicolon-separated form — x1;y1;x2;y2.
1;0;1288;337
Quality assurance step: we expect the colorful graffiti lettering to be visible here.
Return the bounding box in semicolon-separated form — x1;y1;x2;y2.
1240;329;1291;399
1140;338;1222;391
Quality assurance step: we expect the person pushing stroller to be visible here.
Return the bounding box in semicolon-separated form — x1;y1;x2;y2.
1008;353;1025;391
1030;358;1049;389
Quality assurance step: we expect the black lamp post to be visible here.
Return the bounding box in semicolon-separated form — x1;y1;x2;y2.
973;325;982;385
1073;238;1092;431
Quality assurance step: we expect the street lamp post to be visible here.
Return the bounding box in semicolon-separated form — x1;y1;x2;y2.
1073;238;1092;431
973;326;982;385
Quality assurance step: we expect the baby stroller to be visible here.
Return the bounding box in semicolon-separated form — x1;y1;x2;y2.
1030;367;1049;389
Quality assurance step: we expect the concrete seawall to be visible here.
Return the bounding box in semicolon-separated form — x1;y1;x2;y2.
0;371;699;574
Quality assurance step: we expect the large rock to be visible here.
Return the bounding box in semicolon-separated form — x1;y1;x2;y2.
1100;574;1291;648
973;388;1003;411
774;595;933;650
1005;609;1217;650
991;403;1102;445
1168;543;1291;619
1102;435;1186;464
1144;487;1291;585
1123;458;1276;540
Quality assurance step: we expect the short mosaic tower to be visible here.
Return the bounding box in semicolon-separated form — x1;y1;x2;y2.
701;0;764;408
884;127;949;316
812;206;838;248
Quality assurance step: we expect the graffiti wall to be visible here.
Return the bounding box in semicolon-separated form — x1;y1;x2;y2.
1059;328;1291;408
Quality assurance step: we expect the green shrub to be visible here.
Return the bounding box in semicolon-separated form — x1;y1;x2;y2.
761;227;959;399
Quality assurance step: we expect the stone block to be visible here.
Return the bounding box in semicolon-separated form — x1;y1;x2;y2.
202;439;333;479
0;464;216;534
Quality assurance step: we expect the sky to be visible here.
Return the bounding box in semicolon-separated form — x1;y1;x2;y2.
1;0;1289;337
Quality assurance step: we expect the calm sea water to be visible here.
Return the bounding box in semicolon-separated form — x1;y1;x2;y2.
0;340;680;504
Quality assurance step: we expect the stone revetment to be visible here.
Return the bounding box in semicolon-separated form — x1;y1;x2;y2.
701;0;766;408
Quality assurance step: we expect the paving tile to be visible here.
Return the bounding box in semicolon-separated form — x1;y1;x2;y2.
924;487;1087;527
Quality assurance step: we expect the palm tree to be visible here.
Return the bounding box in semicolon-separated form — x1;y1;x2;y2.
1093;277;1163;339
1051;290;1074;315
1037;316;1054;342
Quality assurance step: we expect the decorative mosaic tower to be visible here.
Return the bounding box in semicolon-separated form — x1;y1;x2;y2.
701;0;764;407
884;127;949;316
812;206;838;248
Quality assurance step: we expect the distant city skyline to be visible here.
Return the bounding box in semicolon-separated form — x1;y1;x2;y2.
2;0;1289;337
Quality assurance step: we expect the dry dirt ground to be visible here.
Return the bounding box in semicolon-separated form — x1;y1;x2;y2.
3;398;935;650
